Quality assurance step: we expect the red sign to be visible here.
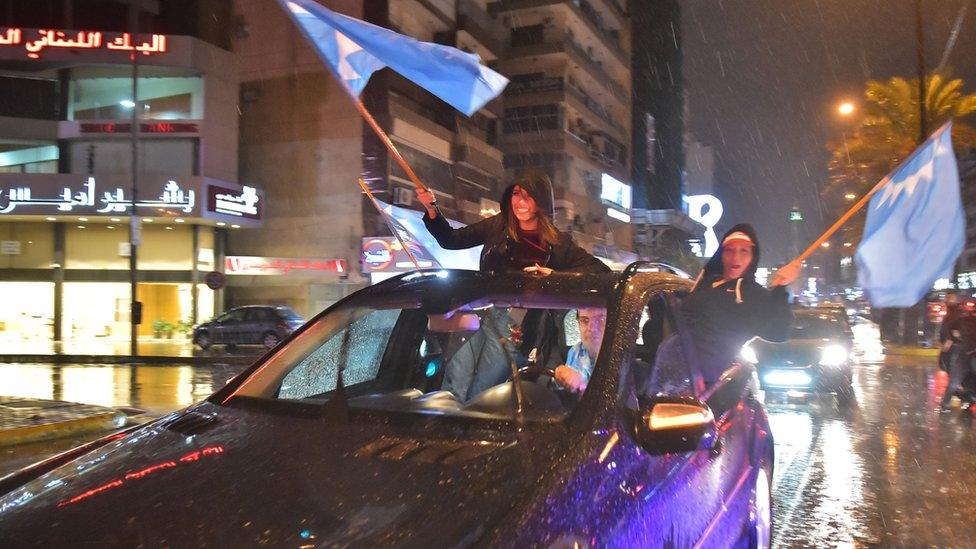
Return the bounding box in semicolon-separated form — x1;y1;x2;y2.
0;28;167;59
80;122;199;134
225;256;346;276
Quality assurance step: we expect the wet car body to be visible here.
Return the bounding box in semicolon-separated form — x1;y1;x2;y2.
0;267;774;547
193;305;304;350
752;307;854;402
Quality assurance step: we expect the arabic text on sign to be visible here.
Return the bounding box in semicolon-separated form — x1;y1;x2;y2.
224;256;346;276
0;28;167;59
0;176;195;215
212;186;260;217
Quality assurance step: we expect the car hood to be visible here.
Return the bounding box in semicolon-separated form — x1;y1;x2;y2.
0;401;563;547
753;338;842;367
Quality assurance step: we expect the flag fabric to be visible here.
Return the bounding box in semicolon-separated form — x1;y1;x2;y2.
277;0;508;116
855;122;965;307
379;200;482;270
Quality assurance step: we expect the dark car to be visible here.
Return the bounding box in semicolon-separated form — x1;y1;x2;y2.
193;305;304;350
746;306;855;404
0;267;774;547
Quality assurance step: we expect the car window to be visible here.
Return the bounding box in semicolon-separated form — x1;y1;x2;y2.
219;310;247;323
247;309;274;322
232;293;607;421
638;293;695;398
279;309;401;399
275;307;303;321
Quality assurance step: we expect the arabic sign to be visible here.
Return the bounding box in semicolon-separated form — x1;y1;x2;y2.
0;175;195;215
361;237;436;273
79;122;199;135
207;184;262;220
225;256;346;276
0;28;167;60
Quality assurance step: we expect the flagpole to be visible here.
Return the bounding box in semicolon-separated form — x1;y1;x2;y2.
352;95;430;195
357;177;422;269
791;122;950;265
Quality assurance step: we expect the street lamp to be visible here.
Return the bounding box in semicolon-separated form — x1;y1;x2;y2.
821;241;831;248
844;192;857;201
838;101;856;116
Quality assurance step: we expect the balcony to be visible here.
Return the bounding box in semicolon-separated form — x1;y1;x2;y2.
489;0;627;63
504;75;626;138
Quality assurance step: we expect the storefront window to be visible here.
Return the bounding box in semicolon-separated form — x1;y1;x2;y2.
0;142;58;174
69;75;203;121
0;282;54;346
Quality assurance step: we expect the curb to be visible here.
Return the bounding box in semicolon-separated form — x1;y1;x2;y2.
0;354;259;366
883;346;940;358
0;411;125;448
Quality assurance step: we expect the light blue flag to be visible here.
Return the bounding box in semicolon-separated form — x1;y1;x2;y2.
855;122;965;307
277;0;508;116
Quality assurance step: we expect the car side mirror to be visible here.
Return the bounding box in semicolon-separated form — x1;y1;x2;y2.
633;396;716;455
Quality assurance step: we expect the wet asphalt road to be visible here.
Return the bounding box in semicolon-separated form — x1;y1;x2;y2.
769;354;976;548
1;354;974;547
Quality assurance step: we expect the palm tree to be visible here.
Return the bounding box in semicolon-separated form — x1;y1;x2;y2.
823;73;976;245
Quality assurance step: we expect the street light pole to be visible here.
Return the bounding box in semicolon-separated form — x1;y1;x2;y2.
915;0;927;143
128;2;141;357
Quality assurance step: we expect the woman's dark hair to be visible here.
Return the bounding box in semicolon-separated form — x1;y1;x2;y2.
505;169;559;246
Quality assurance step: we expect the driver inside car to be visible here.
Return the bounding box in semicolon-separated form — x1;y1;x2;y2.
554;307;607;393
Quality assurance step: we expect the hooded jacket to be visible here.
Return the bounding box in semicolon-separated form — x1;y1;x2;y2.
682;224;793;382
421;178;609;273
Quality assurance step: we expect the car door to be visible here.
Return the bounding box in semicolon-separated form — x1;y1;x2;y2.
243;308;271;344
667;291;762;543
215;309;247;344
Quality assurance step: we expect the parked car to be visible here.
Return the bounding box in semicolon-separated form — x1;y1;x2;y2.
745;306;855;404
0;267;774;547
193;305;304;350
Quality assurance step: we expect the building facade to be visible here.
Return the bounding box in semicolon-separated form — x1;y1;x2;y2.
0;1;249;347
235;0;641;319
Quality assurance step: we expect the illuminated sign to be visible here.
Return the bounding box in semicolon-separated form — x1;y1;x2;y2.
0;28;167;59
789;208;803;222
684;194;724;257
207;185;261;220
361;236;435;273
606;207;631;223
80;122;198;134
600;173;632;209
0;176;194;214
225;256;346;276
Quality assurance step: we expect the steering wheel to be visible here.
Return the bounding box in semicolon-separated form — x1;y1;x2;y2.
512;364;557;381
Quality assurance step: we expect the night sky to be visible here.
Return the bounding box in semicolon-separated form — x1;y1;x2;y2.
681;0;976;265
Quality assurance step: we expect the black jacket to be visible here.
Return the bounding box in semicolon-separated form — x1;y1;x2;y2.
681;224;793;382
422;182;609;273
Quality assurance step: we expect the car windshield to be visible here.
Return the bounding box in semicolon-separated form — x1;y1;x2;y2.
228;289;608;422
791;313;845;339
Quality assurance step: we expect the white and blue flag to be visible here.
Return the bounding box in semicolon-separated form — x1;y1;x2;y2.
277;0;508;116
855;122;965;307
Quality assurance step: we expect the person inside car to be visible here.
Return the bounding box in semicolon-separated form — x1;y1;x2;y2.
416;169;609;274
553;307;607;393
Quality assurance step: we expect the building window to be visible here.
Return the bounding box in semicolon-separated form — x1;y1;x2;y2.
70;75;203;121
0;142;58;173
510;25;544;47
503;104;559;133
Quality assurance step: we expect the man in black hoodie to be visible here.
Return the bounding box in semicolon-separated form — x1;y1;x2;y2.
682;224;802;383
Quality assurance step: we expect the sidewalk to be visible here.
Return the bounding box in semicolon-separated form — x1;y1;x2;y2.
0;337;261;365
883;345;940;358
0;397;127;448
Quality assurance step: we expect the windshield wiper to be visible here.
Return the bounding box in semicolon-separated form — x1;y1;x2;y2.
323;324;353;422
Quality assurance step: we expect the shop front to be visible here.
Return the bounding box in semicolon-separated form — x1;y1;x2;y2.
0;173;262;349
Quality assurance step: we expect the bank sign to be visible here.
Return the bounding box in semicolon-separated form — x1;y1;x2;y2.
0;174;263;226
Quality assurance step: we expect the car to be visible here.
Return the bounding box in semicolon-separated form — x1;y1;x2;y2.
745;306;855;404
193;305;304;350
0;266;774;547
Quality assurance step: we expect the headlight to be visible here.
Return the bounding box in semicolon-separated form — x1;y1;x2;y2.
740;344;759;364
819;344;848;366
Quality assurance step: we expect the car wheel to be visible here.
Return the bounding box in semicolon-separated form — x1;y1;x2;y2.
262;331;280;349
195;332;211;350
747;465;773;549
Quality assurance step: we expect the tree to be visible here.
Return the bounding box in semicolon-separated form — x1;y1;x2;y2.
823;73;976;247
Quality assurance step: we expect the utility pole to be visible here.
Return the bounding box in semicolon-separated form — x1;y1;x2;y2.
915;0;927;143
128;2;141;356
